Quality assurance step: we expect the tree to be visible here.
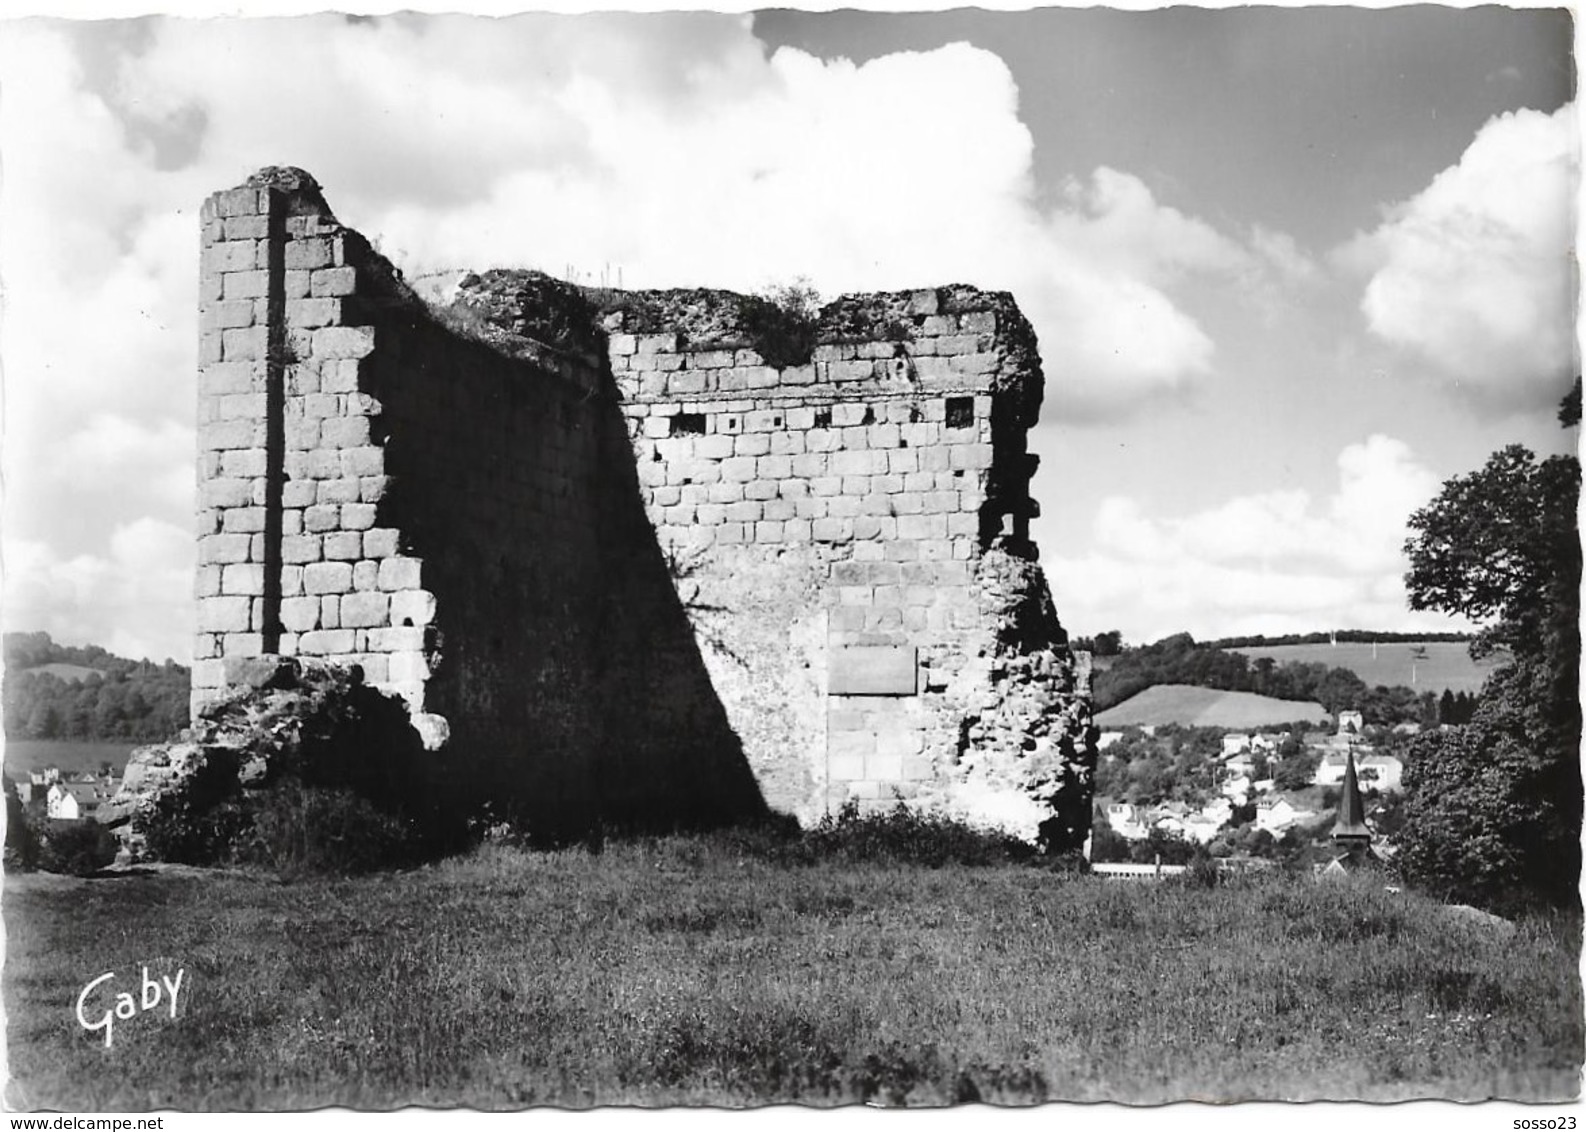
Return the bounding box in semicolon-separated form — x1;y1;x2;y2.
1403;443;1580;662
1088;818;1131;864
1273;751;1320;793
25;702;60;740
1395;418;1581;911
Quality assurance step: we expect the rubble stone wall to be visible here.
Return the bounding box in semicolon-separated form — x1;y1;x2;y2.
597;288;1091;839
192;168;1094;843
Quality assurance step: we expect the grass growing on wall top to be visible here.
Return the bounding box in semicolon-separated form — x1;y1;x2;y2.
5;836;1579;1109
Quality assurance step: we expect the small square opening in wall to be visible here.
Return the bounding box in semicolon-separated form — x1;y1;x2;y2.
722;415;743;434
945;396;975;429
814;407;832;428
672;413;707;436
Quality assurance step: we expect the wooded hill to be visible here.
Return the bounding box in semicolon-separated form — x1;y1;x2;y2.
1091;632;1476;726
3;632;190;742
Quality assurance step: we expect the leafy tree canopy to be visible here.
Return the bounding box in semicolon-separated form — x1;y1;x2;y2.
1394;391;1581;912
1403;443;1581;661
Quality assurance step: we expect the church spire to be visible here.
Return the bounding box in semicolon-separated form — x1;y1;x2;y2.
1332;748;1371;845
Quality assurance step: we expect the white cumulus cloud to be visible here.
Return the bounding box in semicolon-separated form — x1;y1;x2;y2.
1351;103;1578;413
2;518;195;664
0;15;1307;660
1045;436;1460;644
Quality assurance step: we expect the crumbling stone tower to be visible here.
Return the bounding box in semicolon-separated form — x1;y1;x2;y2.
192;167;1095;844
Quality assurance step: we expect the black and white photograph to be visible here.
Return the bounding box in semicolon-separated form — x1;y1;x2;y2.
0;0;1579;1117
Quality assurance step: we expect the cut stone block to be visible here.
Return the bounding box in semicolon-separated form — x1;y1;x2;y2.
828;646;918;696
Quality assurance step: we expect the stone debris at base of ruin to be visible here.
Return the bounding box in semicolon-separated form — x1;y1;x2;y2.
103;657;439;859
188;166;1096;845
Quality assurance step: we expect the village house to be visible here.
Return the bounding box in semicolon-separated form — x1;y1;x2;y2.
1354;753;1404;792
1221;733;1251;757
1153;813;1186;837
1249;733;1280;755
1105;802;1150;840
1199;797;1233;825
1256;797;1314;835
1222;751;1256;777
46;780;107;821
1336;710;1365;735
1314;749;1400;789
1316;731;1360;756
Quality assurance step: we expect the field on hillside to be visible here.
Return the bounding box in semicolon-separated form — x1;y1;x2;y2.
4;739;136;777
1095;684;1329;729
23;663;106;683
5;840;1579;1110
1230;642;1503;695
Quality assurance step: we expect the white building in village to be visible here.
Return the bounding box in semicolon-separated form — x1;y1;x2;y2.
1256;797;1315;835
1336;710;1365;735
1105;803;1150;840
45;781;105;821
1314;751;1403;791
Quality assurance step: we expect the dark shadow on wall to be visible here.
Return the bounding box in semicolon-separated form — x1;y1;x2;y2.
352;284;768;841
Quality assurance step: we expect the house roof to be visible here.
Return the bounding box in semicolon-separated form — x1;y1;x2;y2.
1357;754;1401;768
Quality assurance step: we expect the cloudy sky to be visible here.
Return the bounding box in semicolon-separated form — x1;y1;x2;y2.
0;6;1577;664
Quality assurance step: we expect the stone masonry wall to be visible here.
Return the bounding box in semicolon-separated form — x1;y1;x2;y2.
591;287;1093;841
192;168;1094;844
194;169;762;835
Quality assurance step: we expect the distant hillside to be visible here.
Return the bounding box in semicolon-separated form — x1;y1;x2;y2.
1209;630;1473;648
3;632;189;742
1229;641;1504;697
1095;685;1330;729
28;663;106;684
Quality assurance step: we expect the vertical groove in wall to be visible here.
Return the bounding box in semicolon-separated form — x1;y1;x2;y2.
260;190;287;652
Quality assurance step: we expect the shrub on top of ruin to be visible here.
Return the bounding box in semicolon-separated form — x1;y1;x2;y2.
740;279;822;370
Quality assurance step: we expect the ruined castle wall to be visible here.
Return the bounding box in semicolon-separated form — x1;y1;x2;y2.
193;169;1092;843
193;174;763;833
601;291;1091;838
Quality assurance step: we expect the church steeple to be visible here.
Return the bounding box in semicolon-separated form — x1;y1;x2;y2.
1332;749;1372;847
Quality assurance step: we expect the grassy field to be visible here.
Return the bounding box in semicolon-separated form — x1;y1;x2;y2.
1230;642;1504;696
4;732;137;776
4;837;1579;1109
1095;684;1329;729
22;663;107;683
4;739;137;777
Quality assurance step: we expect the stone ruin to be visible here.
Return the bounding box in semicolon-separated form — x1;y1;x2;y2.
180;166;1096;846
